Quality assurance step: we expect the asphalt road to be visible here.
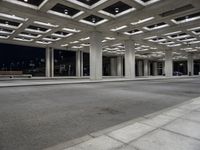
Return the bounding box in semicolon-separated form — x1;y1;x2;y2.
0;78;200;150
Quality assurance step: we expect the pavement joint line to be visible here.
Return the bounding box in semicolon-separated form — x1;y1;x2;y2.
105;134;127;145
110;127;158;146
160;127;200;142
0;76;199;88
44;97;200;150
137;116;178;129
179;113;200;124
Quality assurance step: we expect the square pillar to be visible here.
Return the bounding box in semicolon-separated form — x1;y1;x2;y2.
124;40;135;79
90;32;103;80
162;61;165;75
188;53;194;76
45;47;54;77
137;60;143;76
76;50;82;77
110;57;117;76
144;59;149;76
165;50;173;77
153;62;158;76
117;56;123;77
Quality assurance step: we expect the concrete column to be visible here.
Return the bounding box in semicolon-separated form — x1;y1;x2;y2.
188;53;194;76
45;48;50;77
110;57;117;76
138;60;143;76
50;48;54;77
76;50;81;77
162;61;165;75
124;40;135;79
153;62;158;76
80;51;84;76
45;47;54;77
90;31;103;80
165;50;173;77
117;56;123;76
144;59;149;76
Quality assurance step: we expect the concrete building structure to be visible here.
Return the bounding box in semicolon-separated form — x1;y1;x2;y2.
0;1;200;150
0;0;199;79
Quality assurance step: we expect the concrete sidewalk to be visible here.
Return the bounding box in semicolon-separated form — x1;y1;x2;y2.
45;97;200;150
0;76;199;87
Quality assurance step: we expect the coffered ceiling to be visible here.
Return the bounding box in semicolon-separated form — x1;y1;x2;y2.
0;0;200;60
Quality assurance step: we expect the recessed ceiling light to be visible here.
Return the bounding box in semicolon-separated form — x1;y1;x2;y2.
115;8;119;13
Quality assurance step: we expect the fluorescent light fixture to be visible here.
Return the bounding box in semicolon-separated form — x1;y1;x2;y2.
0;13;28;21
189;41;200;44
159;41;175;45
171;15;200;24
105;37;116;40
134;0;160;6
186;49;197;52
62;28;81;33
0;22;23;29
51;33;73;38
79;19;108;26
150;47;158;50
18;33;41;38
34;21;59;28
80;37;90;41
149;38;167;43
187;26;200;31
143;23;169;31
167;44;181;47
168;34;190;39
14;37;33;42
25;28;51;34
137;49;149;51
124;30;143;35
0;35;9;39
0;29;15;34
61;44;69;47
111;25;127;32
72;46;83;49
178;38;197;42
36;40;52;45
70;41;79;44
99;8;135;18
106;47;119;51
42;37;61;41
144;36;157;40
112;43;123;46
163;31;182;36
131;17;154;25
81;43;90;46
141;45;150;48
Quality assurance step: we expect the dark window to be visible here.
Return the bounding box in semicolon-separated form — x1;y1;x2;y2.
54;50;76;76
0;43;45;76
